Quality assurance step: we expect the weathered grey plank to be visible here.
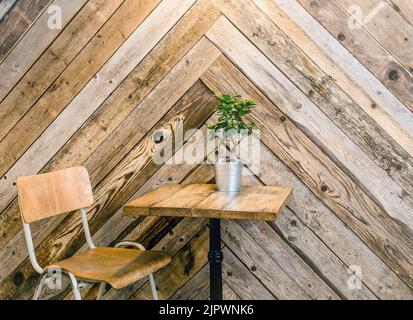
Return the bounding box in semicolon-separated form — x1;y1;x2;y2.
0;0;17;21
222;247;274;300
0;0;52;61
272;0;413;151
0;0;87;102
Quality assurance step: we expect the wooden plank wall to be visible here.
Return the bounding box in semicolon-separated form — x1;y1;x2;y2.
0;0;412;300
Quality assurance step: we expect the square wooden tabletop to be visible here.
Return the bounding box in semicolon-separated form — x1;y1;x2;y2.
123;184;292;221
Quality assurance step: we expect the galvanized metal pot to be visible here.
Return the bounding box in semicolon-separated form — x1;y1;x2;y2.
214;159;242;192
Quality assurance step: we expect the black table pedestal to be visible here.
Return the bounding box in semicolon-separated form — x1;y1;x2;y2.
208;218;223;300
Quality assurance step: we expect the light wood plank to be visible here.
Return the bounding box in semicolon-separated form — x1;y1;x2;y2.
0;0;124;144
252;0;413;159
0;50;217;284
169;264;210;300
0;0;17;21
101;162;213;300
336;0;413;70
222;247;274;300
0;0;87;101
0;2;220;278
274;0;413;131
131;226;210;300
124;184;292;220
17;166;93;223
205;16;413;232
0;0;157;177
386;0;413;26
42;0;220;176
243;141;412;299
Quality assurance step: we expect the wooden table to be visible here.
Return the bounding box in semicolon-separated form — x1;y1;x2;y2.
123;184;292;300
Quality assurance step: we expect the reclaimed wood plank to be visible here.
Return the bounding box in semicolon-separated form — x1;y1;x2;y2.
252;0;413;159
0;0;87;102
0;1;219;265
386;0;413;26
0;0;17;21
243;141;412;299
222;247;274;300
169;265;240;300
336;0;413;71
124;184;292;220
209;133;381;300
0;0;124;143
222;219;311;300
0;0;198;214
0;0;52;61
73;162;213;299
169;264;210;300
42;0;220;175
295;0;413;114
205;17;413;232
201;56;413;289
214;0;413;203
131;226;210;300
0;0;159;179
0;37;218;281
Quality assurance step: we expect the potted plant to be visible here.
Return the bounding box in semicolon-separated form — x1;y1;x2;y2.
208;93;257;192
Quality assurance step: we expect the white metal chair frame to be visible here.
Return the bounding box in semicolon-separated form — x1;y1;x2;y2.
24;208;159;300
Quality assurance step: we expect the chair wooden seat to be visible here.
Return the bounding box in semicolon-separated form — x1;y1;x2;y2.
47;247;171;290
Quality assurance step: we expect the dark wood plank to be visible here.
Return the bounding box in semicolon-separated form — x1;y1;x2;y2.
0;0;52;60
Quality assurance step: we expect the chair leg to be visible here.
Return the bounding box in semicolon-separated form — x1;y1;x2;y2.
33;270;81;300
66;271;81;300
148;273;159;300
115;241;160;300
32;272;48;300
96;282;107;300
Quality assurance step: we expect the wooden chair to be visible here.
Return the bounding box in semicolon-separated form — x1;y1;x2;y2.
17;166;171;300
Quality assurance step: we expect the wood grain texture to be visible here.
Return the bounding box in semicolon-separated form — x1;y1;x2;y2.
0;0;17;21
0;0;87;102
0;0;124;144
17;166;93;223
213;0;413;202
49;247;170;289
297;0;413;114
254;0;413;159
0;80;217;299
337;0;413;71
124;184;292;220
243;142;412;299
1;0;412;300
0;0;52;61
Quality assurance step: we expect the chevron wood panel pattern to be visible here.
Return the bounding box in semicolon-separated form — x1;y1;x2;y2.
0;0;412;300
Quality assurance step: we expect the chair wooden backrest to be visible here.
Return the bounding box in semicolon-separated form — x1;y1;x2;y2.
17;167;94;223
